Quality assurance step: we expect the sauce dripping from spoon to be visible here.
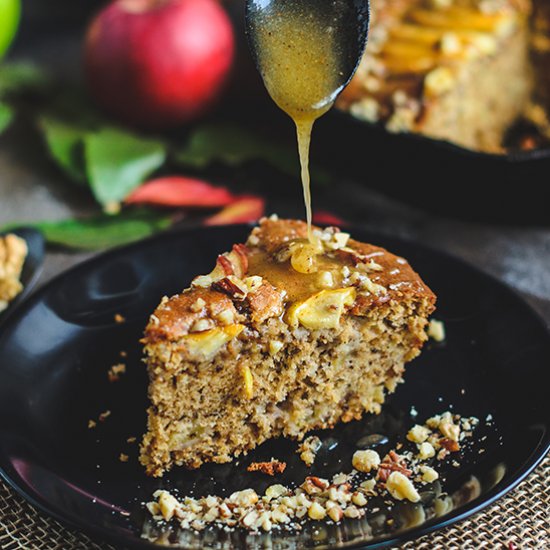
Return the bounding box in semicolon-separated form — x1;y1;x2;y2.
247;0;369;241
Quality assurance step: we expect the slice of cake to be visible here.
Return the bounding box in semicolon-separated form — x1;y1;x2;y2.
337;0;533;152
140;218;436;477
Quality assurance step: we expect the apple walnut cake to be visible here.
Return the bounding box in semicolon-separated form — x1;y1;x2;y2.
140;219;436;477
337;0;533;152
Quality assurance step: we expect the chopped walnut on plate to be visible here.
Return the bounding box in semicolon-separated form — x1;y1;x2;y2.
0;234;28;313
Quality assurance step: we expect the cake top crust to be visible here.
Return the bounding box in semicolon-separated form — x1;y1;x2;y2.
144;218;436;345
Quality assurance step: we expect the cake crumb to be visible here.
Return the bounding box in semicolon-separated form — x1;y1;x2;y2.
127;437;137;444
119;453;129;463
114;313;126;324
428;319;446;342
108;363;126;382
247;460;286;476
297;435;322;466
88;419;97;429
99;410;111;422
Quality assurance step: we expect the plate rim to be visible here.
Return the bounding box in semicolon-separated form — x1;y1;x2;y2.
0;223;549;549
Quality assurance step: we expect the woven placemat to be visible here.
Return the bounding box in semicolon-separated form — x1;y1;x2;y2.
1;455;548;550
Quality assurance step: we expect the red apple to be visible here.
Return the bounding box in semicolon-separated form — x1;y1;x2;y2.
84;0;235;129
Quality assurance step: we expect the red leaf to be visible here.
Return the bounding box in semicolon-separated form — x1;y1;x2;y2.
204;196;266;226
313;210;346;226
125;176;235;208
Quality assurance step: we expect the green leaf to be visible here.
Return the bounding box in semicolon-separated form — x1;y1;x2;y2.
0;62;51;97
85;127;167;210
0;209;173;250
174;123;331;185
0;101;14;134
38;117;87;184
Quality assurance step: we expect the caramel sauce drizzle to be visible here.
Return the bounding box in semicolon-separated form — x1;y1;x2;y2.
252;4;346;241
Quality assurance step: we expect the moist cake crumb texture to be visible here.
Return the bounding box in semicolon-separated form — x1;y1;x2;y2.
140;218;436;477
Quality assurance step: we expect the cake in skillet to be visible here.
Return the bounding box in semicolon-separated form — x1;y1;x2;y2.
337;0;533;152
140;218;436;477
531;1;550;116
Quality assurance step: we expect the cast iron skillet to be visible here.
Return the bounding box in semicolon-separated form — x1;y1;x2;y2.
312;110;550;225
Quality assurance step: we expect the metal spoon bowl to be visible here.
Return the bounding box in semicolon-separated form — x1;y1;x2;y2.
245;0;370;103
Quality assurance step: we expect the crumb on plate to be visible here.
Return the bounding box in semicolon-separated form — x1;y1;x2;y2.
247;460;287;476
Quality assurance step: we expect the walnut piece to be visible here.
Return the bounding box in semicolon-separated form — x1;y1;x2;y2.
0;234;28;312
352;450;381;473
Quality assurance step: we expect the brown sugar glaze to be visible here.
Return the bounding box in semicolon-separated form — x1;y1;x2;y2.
246;219;434;309
248;245;346;303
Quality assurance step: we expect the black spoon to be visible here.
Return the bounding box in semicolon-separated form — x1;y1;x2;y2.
245;0;370;111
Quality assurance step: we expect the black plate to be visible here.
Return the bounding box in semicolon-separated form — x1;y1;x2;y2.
0;225;548;549
0;228;44;322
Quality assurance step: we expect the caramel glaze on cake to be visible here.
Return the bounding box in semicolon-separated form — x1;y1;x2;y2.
140;218;436;477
